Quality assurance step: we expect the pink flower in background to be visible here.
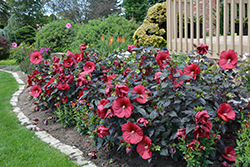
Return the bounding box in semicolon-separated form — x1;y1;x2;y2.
66;23;71;29
12;42;17;47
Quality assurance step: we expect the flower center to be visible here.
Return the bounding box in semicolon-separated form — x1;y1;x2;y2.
223;113;227;116
227;59;231;63
122;105;126;109
89;66;91;69
144;145;148;149
131;130;134;134
36;90;38;93
227;154;231;157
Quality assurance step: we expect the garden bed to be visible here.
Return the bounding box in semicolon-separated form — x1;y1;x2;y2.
13;70;239;167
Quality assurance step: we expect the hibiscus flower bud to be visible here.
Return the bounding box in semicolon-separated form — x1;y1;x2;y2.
220;161;230;167
90;152;97;159
126;145;133;156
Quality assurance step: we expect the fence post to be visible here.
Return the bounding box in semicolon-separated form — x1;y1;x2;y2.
216;0;220;55
223;0;228;51
231;0;235;51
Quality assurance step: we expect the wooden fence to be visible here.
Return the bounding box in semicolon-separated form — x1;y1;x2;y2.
166;0;250;59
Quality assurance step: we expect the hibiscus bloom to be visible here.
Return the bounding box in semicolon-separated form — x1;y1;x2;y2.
187;139;201;151
176;128;187;140
132;85;149;104
97;126;109;138
154;72;164;84
196;44;209;55
76;77;88;87
60;96;68;104
156;50;171;69
218;49;238;69
112;97;134;118
44;78;56;95
79;44;86;52
222;145;237;161
193;125;210;139
58;74;66;83
115;84;129;97
66;23;71;29
121;121;143;144
136;135;152;159
74;53;83;62
97;99;110;119
183;62;201;80
123;67;131;76
217;103;235;122
220;161;230;167
53;56;60;63
66;74;74;83
30;85;42;97
63;57;74;67
136;117;148;127
30;52;43;64
195;110;212;131
83;61;95;73
12;42;17;47
57;82;70;91
127;45;136;53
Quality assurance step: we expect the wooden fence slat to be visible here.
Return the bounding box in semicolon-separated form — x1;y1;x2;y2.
196;0;200;44
231;0;235;51
224;0;228;51
174;0;177;52
248;2;250;54
216;0;220;55
239;0;243;56
184;0;188;52
202;0;206;44
179;0;183;52
190;0;194;50
209;0;213;52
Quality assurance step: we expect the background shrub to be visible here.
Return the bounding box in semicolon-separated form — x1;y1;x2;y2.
0;36;11;60
35;20;75;52
13;25;36;45
72;14;139;53
133;2;167;48
9;43;36;64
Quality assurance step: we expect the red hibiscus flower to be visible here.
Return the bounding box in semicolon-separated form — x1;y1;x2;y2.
30;85;42;97
74;53;83;62
183;62;201;80
196;44;209;55
127;45;136;53
123;67;131;76
80;44;86;52
167;69;184;88
44;78;56;95
97;99;110;119
115;84;129;97
121;121;143;144
112;97;134;118
58;74;66;83
212;134;221;143
132;85;149;104
156;50;171;69
194;125;210;139
60;95;68;104
57;82;70;91
154;72;163;84
30;52;43;64
136;117;148;127
126;145;133;156
76;77;88;87
176;128;187;140
136;135;152;159
105;84;113;97
187;139;200;151
222;145;237;161
114;60;120;67
66;74;74;83
53;56;60;63
217;103;235;122
195;110;212;131
97;126;109;138
63;57;74;67
218;49;238;69
220;161;230;167
83;61;95;73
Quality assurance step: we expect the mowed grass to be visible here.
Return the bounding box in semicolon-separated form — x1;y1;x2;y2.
0;71;79;167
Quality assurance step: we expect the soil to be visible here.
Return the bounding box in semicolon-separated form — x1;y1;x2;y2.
14;70;237;167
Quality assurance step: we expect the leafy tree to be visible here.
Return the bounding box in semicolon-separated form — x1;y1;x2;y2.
122;0;165;23
0;0;10;27
6;0;44;29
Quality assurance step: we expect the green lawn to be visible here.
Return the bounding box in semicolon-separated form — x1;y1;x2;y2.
0;71;79;167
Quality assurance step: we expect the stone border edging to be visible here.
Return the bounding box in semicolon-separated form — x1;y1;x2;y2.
0;69;97;167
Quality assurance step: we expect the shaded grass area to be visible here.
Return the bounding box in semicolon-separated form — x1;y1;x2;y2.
0;71;79;167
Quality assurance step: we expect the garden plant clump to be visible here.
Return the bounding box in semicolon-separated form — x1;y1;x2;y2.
26;40;250;166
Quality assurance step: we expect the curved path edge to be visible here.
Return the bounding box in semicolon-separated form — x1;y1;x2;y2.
0;69;97;167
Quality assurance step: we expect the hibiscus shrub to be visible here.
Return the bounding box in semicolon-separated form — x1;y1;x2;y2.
27;43;249;164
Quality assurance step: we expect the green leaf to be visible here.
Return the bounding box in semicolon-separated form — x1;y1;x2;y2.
160;148;169;156
169;111;177;117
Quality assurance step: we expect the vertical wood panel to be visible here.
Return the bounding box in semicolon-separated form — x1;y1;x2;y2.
184;0;188;52
179;0;183;52
167;0;171;50
224;0;228;50
248;2;250;54
190;0;194;50
231;0;235;51
196;0;200;44
239;0;243;56
209;0;213;51
174;0;177;52
203;0;206;44
216;0;220;54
